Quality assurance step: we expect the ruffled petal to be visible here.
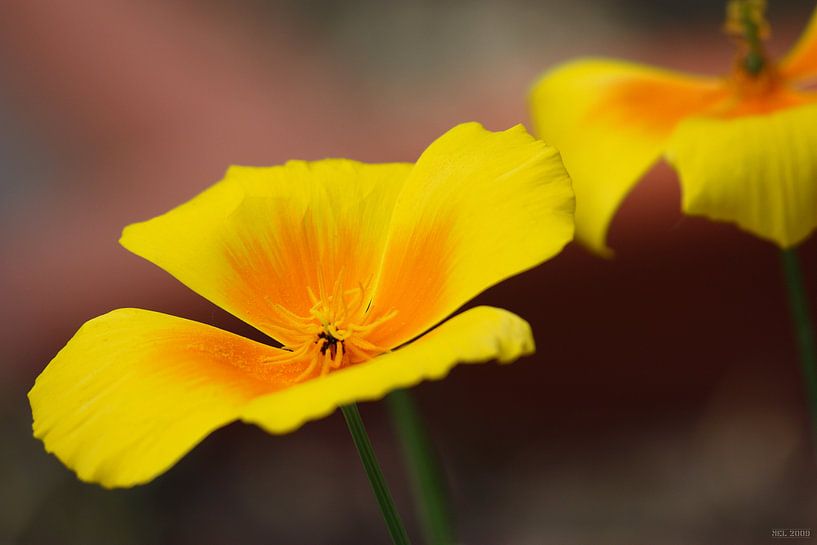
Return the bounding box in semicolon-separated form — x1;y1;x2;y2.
666;103;817;247
363;123;573;349
529;59;724;254
29;309;308;488
120;161;412;345
241;306;534;434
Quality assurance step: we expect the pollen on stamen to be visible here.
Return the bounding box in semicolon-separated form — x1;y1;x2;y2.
266;272;398;383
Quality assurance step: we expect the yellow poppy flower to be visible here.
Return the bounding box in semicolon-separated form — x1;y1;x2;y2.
29;122;574;488
529;2;817;255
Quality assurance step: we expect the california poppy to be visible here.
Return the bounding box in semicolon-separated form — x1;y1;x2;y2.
530;1;817;255
29;122;574;488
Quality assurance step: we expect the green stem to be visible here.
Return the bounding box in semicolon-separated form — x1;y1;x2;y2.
341;403;412;545
780;249;817;450
387;389;455;545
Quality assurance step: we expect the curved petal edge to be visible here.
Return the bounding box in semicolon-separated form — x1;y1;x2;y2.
241;305;535;435
529;58;724;255
29;308;298;488
667;103;817;248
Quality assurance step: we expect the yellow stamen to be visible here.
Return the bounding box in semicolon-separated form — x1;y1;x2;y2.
292;353;321;383
265;273;398;383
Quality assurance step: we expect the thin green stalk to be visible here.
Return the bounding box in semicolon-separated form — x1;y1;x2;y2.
341;403;412;545
780;248;817;450
387;389;455;545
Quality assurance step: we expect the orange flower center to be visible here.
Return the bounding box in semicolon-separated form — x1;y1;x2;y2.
715;58;815;118
708;0;816;118
272;274;396;382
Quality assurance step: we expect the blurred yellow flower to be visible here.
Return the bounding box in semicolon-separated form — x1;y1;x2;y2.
29;122;574;488
530;2;817;255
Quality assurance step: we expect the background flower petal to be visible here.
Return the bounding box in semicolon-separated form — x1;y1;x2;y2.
29;308;307;488
120;161;412;345
780;6;817;82
241;306;534;434
364;122;574;349
529;59;724;255
666;103;817;248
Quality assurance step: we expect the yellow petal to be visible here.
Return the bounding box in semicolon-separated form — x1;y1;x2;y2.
120;161;412;345
781;6;817;82
241;306;534;434
529;59;724;255
666;103;817;248
29;308;308;488
364;123;574;349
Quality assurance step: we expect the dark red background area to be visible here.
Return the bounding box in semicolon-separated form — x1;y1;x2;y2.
1;1;816;544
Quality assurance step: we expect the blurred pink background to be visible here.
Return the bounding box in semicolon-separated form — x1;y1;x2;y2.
1;1;816;543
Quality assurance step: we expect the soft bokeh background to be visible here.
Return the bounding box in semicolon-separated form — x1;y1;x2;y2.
2;1;817;543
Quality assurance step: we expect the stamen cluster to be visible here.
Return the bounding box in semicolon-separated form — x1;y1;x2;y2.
273;273;396;382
